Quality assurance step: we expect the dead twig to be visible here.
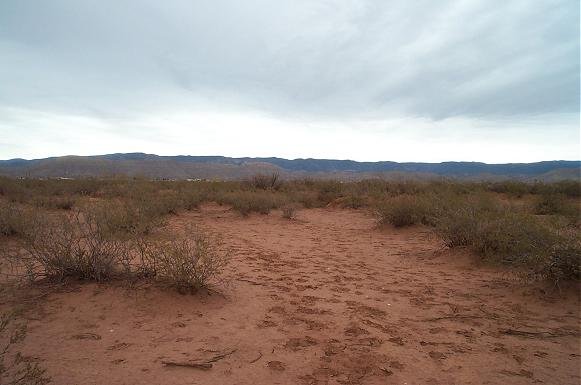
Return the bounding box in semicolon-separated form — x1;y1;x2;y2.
161;361;213;370
423;314;484;322
237;278;265;286
500;328;578;339
249;351;263;364
161;348;237;369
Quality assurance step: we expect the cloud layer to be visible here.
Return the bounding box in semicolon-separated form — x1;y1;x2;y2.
0;0;579;161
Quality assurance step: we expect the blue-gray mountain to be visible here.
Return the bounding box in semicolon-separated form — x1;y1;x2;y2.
0;154;579;181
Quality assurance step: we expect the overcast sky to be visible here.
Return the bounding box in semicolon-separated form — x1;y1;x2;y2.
0;0;579;162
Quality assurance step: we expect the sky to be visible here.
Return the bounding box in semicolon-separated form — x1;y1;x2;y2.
0;0;579;163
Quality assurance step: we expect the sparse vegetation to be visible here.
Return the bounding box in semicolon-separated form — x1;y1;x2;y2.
0;311;50;385
0;176;579;285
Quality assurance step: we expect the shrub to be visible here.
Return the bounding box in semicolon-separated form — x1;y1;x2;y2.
180;191;204;211
0;204;30;237
20;213;131;282
537;236;581;283
87;199;164;236
341;194;366;209
151;190;183;215
436;206;483;248
250;173;281;190
437;205;581;284
533;193;577;216
32;196;76;210
376;195;431;227
137;234;229;293
225;191;278;216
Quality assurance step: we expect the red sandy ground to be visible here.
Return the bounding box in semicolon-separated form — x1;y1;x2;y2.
11;204;581;384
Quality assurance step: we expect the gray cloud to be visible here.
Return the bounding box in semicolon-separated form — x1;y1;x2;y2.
0;0;578;161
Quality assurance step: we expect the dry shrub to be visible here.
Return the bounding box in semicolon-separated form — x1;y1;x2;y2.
151;190;183;215
341;194;366;209
533;236;581;283
250;173;281;190
225;191;278;216
436;206;482;248
20;213;131;282
533;193;579;220
87;199;164;236
376;195;431;227
437;206;580;284
0;204;30;237
32;196;76;210
12;208;230;292
136;234;229;293
180;191;204;211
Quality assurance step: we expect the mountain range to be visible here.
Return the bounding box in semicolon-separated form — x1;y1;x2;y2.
0;153;579;181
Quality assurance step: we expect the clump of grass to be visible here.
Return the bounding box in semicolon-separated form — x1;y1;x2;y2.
281;205;298;219
136;234;229;294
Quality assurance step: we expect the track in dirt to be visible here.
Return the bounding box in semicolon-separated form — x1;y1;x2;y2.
14;204;581;385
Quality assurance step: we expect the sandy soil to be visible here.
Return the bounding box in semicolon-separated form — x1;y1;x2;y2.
8;204;581;384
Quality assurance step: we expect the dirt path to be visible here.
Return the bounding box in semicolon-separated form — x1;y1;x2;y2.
13;205;581;384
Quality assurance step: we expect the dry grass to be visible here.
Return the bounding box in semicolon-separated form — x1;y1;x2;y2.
281;205;298;219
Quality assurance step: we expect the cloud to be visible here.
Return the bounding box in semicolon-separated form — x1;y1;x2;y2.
0;0;578;160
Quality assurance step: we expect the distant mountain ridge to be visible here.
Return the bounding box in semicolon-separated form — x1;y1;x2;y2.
0;153;579;181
